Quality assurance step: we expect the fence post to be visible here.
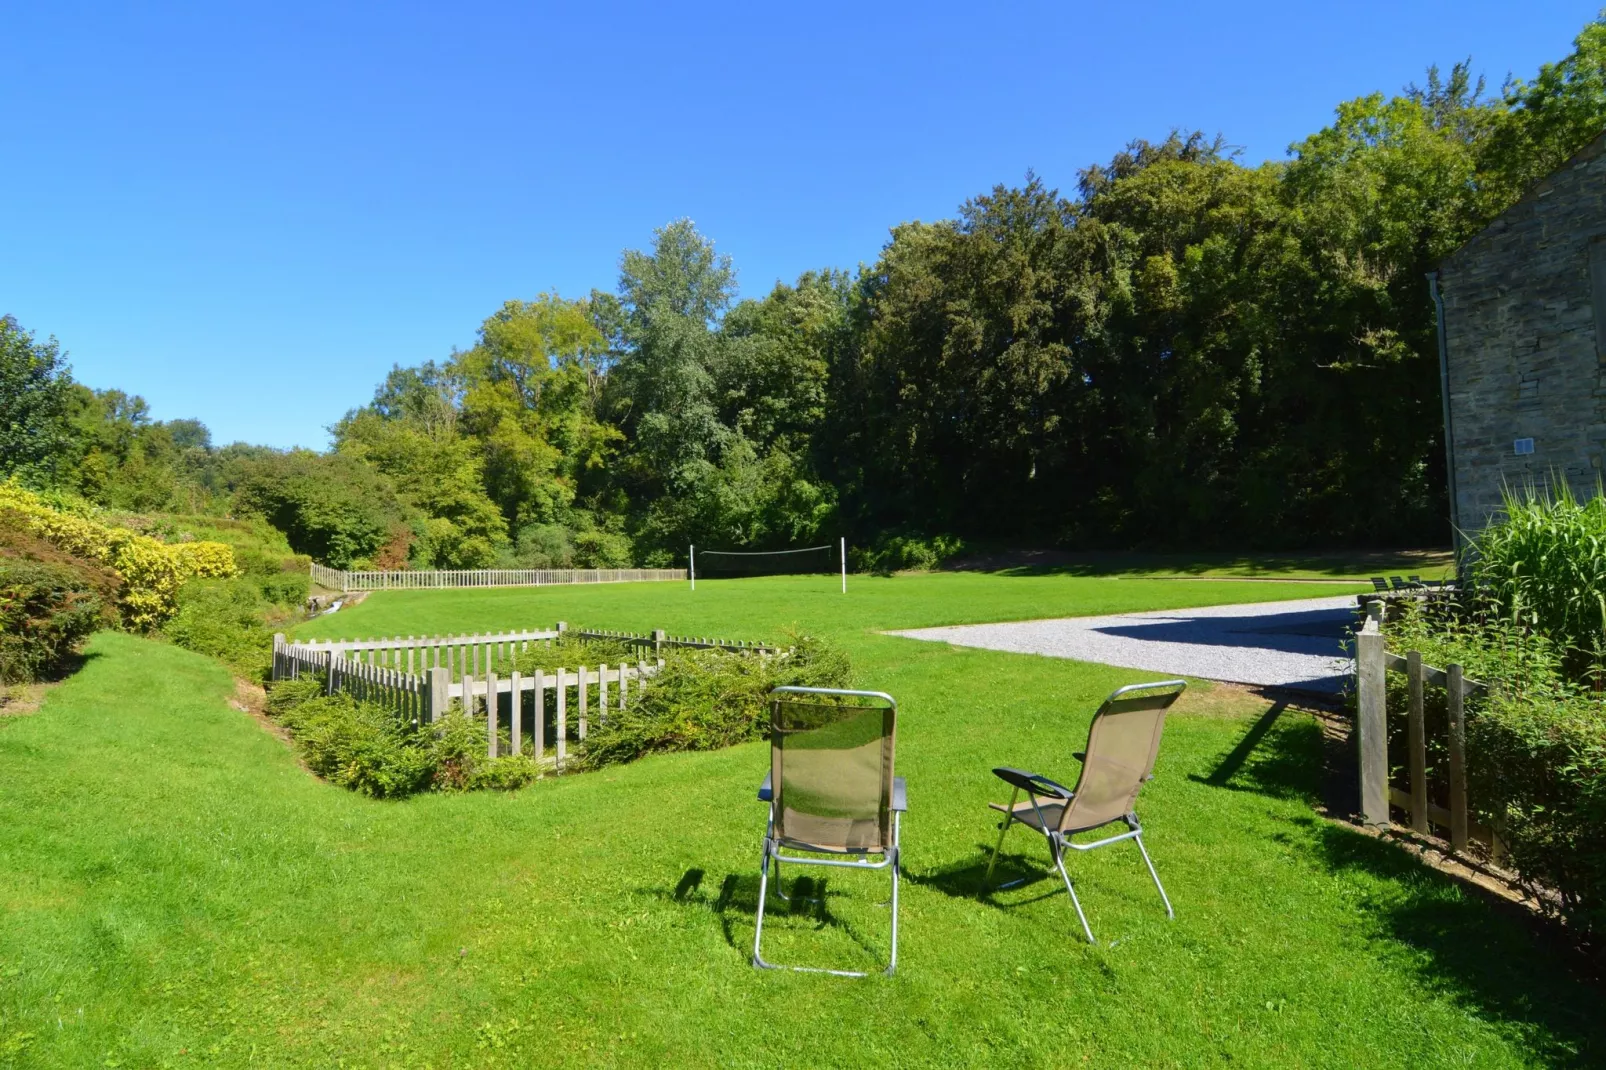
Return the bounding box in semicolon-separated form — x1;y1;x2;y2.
509;671;522;756
272;633;285;682
1447;663;1469;853
653;629;666;659
325;649;338;696
428;666;449;723
486;672;498;759
1407;649;1428;834
1356;616;1389;826
557;621;567;635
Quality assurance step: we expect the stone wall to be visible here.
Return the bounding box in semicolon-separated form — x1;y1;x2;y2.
1438;130;1606;532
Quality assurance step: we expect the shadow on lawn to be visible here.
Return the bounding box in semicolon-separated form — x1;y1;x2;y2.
643;866;886;964
1208;705;1604;1063
1298;818;1606;1065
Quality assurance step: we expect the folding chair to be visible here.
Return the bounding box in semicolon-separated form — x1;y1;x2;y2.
1370;577;1390;592
984;680;1186;943
1389;576;1409;590
754;686;905;977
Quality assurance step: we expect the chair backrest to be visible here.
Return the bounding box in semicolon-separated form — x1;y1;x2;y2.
1059;681;1186;832
1370;577;1389;592
769;687;896;853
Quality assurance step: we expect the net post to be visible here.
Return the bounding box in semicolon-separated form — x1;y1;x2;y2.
841;537;847;594
690;544;695;592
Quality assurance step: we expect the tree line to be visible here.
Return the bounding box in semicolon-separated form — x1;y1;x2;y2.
5;18;1606;568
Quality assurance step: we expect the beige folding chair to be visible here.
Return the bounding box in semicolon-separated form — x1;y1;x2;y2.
754;686;905;976
984;680;1185;943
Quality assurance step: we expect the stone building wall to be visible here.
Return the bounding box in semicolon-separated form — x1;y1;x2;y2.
1438;130;1606;532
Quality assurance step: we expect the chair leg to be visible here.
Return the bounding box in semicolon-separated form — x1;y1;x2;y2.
1050;838;1096;944
983;787;1019;886
1134;832;1174;919
753;839;773;967
885;814;901;976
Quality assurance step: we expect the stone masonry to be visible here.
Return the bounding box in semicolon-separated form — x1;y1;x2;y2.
1438;129;1606;531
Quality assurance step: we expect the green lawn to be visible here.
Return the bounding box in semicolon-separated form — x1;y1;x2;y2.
2;574;1599;1067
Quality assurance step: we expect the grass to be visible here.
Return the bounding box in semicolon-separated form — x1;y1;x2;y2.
943;547;1457;580
2;573;1600;1067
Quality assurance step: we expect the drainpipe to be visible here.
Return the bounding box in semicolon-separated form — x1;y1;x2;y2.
1427;271;1461;551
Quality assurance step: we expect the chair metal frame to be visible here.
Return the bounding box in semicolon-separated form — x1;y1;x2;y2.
983;680;1184;944
753;685;905;977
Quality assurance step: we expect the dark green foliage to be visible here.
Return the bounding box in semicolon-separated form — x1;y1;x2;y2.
230;450;402;569
273;692;435;799
425;705;537;792
853;532;967;574
1469;690;1606;955
161;578;277;679
1385;602;1605;957
264;686;536;797
579;633;851;769
0;558;114;684
509;634;638;675
0;315;74;488
0;514;117;683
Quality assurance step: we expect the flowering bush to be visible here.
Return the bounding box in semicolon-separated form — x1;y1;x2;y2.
0;481;238;628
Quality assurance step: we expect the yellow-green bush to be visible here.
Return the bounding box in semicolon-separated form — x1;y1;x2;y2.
0;481;238;628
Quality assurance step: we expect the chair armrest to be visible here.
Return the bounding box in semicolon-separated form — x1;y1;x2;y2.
891;776;907;812
758;771;773;802
992;766;1073;799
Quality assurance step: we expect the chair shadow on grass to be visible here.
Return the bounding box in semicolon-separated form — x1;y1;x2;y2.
640;866;886;964
1197;702;1605;1065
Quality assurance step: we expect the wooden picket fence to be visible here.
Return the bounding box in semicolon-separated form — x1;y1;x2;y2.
271;621;773;771
1354;605;1505;860
309;563;685;592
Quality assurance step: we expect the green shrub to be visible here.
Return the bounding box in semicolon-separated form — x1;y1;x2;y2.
510;634;639;676
0;557;115;683
579;633;851;769
162;577;275;679
0;517;118;683
1468;690;1606;955
1383;602;1606;958
265;674;324;718
852;531;966;574
283;693;435;798
261;684;537;797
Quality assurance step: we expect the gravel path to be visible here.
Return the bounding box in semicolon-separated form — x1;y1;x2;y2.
887;595;1357;692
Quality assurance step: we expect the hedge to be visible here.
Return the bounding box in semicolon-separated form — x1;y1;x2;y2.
0;482;238;628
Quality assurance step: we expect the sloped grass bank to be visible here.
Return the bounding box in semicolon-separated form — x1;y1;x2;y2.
0;580;1600;1065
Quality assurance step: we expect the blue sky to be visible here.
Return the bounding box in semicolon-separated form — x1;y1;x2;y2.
4;1;1600;449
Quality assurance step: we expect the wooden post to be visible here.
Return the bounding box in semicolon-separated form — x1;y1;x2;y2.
598;664;608;726
486;671;499;759
578;666;588;742
429;667;449;723
534;669;545;764
510;671;522;756
556;669;568;770
620;664;629;709
463;673;475;726
1447;663;1469;853
1407;650;1428;834
1356;618;1389;826
325;649;338;696
653;629;666;659
272;633;285;681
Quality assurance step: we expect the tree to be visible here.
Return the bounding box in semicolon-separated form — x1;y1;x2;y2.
0;315;73;487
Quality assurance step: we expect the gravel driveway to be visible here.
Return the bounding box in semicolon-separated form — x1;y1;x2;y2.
887;595;1357;693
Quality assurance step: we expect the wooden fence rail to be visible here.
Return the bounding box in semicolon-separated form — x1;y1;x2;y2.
310;563;686;592
1354;607;1501;859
